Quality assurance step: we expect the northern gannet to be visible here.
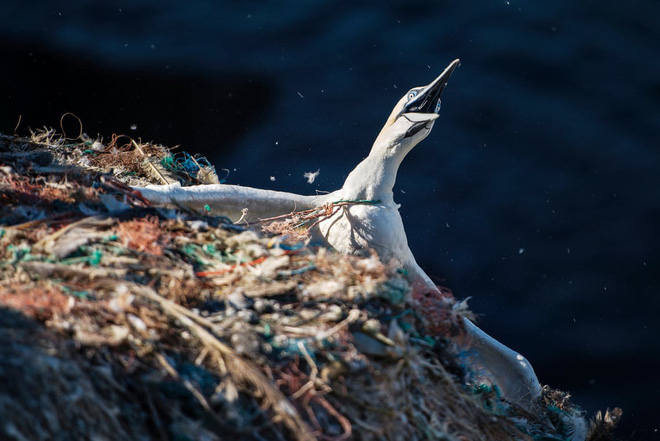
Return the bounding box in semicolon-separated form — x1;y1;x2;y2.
135;59;542;404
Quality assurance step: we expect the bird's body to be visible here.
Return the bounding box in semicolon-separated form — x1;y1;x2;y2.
317;195;414;267
134;59;545;406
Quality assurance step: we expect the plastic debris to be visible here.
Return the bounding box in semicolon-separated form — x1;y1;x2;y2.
0;130;620;441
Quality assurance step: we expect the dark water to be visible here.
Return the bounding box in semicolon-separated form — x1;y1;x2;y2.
2;1;659;437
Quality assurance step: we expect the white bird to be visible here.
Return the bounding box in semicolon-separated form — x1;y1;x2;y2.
134;59;542;404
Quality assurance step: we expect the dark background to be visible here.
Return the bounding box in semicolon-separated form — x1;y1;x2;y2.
1;1;659;438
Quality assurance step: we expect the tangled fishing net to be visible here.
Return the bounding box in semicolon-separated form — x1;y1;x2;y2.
0;126;621;441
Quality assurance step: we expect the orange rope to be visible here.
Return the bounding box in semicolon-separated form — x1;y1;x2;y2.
196;255;268;277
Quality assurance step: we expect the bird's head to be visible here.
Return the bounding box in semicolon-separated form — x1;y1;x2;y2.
342;59;460;200
373;59;460;155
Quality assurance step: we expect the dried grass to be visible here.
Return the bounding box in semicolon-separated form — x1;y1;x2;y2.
0;128;622;441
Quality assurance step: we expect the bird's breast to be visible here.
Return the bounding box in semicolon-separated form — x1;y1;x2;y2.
315;202;410;266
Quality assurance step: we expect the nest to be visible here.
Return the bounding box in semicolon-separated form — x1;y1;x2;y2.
0;129;622;441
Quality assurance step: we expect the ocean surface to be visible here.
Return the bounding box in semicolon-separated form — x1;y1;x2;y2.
1;1;659;437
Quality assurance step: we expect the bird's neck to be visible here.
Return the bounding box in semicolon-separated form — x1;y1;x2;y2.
340;140;404;203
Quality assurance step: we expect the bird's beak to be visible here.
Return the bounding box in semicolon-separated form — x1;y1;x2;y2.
403;58;460;116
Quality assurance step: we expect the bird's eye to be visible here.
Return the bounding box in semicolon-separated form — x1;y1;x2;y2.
407;90;418;100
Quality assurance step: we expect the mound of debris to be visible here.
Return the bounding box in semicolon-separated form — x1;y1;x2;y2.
0;129;621;440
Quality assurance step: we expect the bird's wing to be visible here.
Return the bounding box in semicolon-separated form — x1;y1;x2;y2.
462;318;541;403
133;183;322;222
405;256;542;405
